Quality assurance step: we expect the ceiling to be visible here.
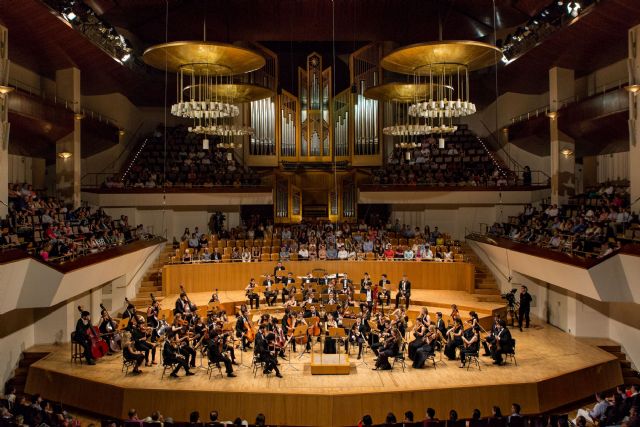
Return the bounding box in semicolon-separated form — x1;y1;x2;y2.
0;0;638;117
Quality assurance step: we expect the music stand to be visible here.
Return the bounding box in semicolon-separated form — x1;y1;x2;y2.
293;324;310;360
328;327;347;365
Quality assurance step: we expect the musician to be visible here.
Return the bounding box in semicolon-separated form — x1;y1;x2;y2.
245;278;260;309
482;314;502;356
290;312;309;353
162;336;194;377
417;307;431;326
255;324;282;378
273;261;286;283
175;319;197;368
262;274;277;306
174;292;195;316
323;313;338;354
373;328;400;371
435;312;447;338
207;330;236;378
98;309;118;355
378;274;391;307
459;326;481;368
518;285;532;331
492;320;513;365
131;316;156;366
282;272;296;304
122;332;144;374
444;318;464;360
284;294;298;308
412;325;442;369
74;310;96;365
235;306;252;351
208;291;220;304
450;304;460;322
347;316;368;359
272;318;287;359
339;274;352;294
395;274;411;308
361;282;374;309
122;303;137;320
360;273;372;293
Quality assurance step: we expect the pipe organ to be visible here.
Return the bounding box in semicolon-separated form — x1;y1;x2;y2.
279;91;298;159
299;53;331;159
250;97;276;155
333;90;350;158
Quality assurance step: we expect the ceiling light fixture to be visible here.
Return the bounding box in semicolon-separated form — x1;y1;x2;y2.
57;151;72;159
546;111;558;120
624;84;640;95
561;148;574;158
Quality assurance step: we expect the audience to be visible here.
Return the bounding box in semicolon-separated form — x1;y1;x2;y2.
107;126;262;189
3;183;151;263
488;182;635;259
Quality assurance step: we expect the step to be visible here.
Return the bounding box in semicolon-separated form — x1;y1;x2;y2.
623;376;640;385
620;360;632;369
474;288;501;295
598;344;622;353
612;351;627;361
474;295;504;303
476;283;498;290
622;368;638;377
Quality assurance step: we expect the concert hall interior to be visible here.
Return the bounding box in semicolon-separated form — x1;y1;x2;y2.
2;0;640;426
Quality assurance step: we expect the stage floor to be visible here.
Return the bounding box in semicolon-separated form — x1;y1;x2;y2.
26;322;622;427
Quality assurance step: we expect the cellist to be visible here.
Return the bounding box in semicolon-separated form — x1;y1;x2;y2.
235;305;254;351
74;310;97;365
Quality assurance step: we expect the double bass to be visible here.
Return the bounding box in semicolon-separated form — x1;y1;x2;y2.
99;303;122;352
77;306;109;359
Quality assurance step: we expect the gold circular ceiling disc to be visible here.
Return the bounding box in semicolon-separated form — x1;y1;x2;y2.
183;83;275;103
363;82;453;102
143;41;266;76
380;40;502;75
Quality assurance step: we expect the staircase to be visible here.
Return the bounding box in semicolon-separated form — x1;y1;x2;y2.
128;243;174;310
5;349;50;396
460;242;503;303
577;338;639;384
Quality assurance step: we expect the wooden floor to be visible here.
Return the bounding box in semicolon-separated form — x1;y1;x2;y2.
26;321;622;427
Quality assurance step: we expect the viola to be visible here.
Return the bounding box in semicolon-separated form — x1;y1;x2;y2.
77;306;109;359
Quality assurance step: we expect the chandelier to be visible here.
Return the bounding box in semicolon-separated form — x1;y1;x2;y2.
380;41;501;142
364;82;458;137
143;41;271;137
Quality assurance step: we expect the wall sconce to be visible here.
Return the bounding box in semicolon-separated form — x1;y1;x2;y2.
118;129;126;137
546;111;558;120
624;84;640;95
57;151;72;159
0;85;14;97
561;148;574;158
74;113;85;120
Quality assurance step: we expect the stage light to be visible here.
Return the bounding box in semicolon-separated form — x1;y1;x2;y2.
567;1;581;17
121;53;131;62
64;11;77;21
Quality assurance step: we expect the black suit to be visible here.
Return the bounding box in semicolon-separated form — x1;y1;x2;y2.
360;278;372;293
395;280;411;308
282;277;295;304
263;280;277;306
492;327;513;364
162;341;190;375
255;331;280;375
174;298;190;316
378;279;391;306
518;292;532;329
74;319;93;363
207;337;233;374
273;266;286;283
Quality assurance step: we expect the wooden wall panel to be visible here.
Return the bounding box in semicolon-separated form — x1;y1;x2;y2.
163;261;474;295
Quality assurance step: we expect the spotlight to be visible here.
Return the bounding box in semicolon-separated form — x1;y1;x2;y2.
64;11;77;21
121;53;131;62
567;1;581;17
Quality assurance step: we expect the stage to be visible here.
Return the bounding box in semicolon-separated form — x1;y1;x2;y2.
25;321;622;426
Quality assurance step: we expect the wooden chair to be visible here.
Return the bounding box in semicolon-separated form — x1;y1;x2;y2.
207;359;224;379
70;332;84;364
260;253;270;262
392;341;407;372
122;354;136;375
270;253;279;261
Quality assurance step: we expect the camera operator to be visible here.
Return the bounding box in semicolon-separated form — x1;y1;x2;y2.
518;285;532;331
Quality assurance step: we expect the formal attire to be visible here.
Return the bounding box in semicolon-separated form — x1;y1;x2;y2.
74;319;94;363
395;280;411;308
518;291;532;330
492;327;513;365
207;336;234;375
263;279;277;306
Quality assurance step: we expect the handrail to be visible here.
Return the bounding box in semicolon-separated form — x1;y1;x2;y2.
98;121;145;175
478;118;525;173
7;77;118;126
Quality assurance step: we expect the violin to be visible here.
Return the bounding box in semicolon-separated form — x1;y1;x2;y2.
77;306;109;359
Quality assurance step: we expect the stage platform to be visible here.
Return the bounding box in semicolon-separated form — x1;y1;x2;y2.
25;323;622;427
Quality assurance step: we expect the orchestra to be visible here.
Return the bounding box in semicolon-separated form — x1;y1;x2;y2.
69;262;518;382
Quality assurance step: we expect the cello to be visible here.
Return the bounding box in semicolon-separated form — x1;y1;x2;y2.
77;306;109;359
243;312;256;343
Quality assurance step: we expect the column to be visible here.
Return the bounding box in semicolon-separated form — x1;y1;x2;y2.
629;25;640;205
0;25;9;217
549;67;576;205
55;68;81;208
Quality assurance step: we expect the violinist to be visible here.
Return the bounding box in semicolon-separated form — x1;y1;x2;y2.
162;336;194;377
408;315;427;361
450;304;460;323
412;325;443;369
323;313;338;354
263;274;277;306
235;305;253;351
98;309;118;355
395;274;411;308
284;294;297;308
74;310;96;365
207;329;236;377
175;318;197;368
378;274;391;307
373;328;400;371
444;318;464;360
391;307;408;337
361;281;374;310
492;319;513;366
435;312;447;337
131;316;156;366
255;324;282;378
245;278;260;309
482;314;502;356
464;311;480;339
360;273;372;293
282;272;296;304
459;326;481;368
347;316;368;359
122;332;144;374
